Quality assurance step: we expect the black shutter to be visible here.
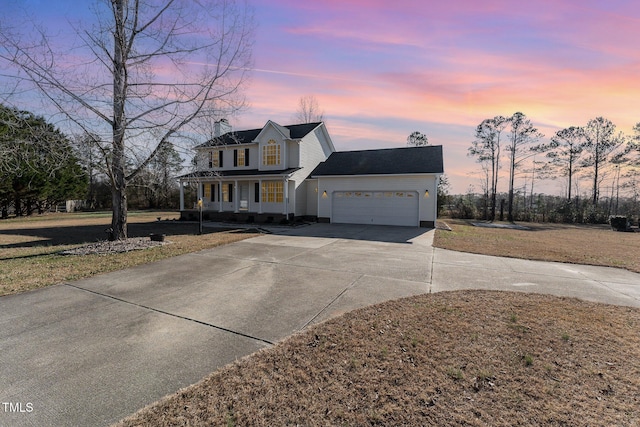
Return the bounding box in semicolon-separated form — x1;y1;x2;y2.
254;182;259;203
212;184;216;202
233;149;238;167
228;184;233;202
219;150;223;167
245;148;250;167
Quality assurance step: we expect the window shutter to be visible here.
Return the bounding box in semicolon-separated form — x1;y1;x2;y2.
212;184;216;202
233;149;238;167
254;182;259;203
228;184;233;202
245;148;250;166
219;151;223;167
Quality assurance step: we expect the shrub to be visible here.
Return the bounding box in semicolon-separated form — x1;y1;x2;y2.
609;215;630;232
586;207;608;224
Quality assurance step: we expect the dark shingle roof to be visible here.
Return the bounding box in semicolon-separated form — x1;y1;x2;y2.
178;168;301;179
199;122;322;147
310;146;444;177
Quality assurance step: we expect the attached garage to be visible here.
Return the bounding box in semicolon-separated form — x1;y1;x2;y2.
310;146;444;228
332;191;419;226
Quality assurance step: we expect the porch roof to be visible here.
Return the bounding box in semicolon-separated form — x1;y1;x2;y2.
178;167;301;180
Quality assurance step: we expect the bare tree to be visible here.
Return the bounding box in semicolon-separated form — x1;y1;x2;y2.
581;117;625;207
537;126;585;202
506;112;543;222
406;131;429;146
0;0;254;239
295;95;324;123
628;122;640;177
468;116;507;221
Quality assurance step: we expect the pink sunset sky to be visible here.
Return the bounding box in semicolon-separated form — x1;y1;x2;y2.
242;0;640;194
4;0;640;194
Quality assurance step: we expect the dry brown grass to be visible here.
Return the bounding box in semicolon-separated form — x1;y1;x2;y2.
0;211;257;296
116;291;640;426
434;219;640;273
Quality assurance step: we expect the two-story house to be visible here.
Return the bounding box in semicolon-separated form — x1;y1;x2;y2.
179;119;444;227
179;120;334;223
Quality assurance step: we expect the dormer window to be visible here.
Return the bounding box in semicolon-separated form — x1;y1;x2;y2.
262;139;280;166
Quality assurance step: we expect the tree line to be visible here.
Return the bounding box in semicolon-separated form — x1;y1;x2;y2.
0;105;86;217
467;112;640;223
0;104;184;218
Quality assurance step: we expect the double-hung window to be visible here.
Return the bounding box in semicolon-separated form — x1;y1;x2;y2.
209;150;223;168
261;181;283;203
222;183;232;202
262;139;280;166
234;148;249;167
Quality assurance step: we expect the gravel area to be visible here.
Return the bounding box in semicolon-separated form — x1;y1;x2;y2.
59;237;167;256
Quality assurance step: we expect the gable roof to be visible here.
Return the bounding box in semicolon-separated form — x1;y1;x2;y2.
198;122;323;147
310;145;444;177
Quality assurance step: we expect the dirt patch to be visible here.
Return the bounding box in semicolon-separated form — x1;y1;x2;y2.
115;290;640;426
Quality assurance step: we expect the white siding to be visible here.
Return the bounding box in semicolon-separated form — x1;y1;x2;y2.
287;140;300;169
284;124;333;216
306;179;318;217
295;180;307;217
195;143;258;172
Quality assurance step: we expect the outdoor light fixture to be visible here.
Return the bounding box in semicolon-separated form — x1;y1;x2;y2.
322;190;328;198
424;189;430;198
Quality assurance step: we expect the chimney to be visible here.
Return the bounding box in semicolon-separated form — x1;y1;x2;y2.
214;118;232;137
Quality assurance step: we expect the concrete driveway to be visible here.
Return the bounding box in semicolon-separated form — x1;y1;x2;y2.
1;223;639;426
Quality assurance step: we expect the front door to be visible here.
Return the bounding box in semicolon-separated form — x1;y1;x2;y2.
239;183;249;211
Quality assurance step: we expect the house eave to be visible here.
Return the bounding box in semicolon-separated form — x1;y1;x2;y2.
311;172;441;179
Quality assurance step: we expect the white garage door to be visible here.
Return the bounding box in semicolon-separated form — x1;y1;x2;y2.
332;191;419;226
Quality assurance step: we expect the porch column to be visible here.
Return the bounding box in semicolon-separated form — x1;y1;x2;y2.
283;177;289;216
234;180;239;213
179;180;184;211
258;179;263;214
218;180;223;213
197;181;203;209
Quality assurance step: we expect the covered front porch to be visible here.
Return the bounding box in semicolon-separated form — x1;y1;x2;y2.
178;171;298;223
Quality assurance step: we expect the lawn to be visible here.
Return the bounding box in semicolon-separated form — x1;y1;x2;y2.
0;211;257;296
434;219;640;273
116;290;640;426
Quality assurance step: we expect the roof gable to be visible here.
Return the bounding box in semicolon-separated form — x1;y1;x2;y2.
198;121;324;148
310;146;444;177
255;120;290;141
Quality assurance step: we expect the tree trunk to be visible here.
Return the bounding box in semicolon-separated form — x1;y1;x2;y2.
592;127;600;207
508;150;516;222
110;0;128;240
567;155;573;202
110;171;127;240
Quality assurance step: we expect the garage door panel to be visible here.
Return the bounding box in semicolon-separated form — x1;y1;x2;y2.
332;191;418;226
